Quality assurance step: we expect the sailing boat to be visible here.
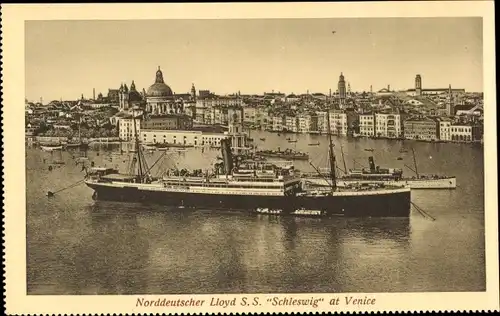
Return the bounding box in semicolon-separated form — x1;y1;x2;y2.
66;116;89;150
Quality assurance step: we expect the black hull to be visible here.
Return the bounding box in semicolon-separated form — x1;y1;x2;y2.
86;183;411;217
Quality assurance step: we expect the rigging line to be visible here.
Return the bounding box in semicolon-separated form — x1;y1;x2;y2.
143;150;168;177
410;201;436;221
48;179;85;196
309;161;332;187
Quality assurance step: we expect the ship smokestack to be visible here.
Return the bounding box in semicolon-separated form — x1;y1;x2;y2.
221;138;234;175
368;156;376;171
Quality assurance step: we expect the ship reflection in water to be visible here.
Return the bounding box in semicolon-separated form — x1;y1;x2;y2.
26;134;485;294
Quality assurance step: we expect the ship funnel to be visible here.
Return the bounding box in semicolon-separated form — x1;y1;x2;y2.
221;138;234;175
368;156;376;171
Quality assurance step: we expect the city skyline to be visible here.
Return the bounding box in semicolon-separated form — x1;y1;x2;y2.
25;17;483;102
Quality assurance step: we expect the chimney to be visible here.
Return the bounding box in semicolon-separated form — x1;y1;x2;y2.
93;88;96;100
388;84;390;91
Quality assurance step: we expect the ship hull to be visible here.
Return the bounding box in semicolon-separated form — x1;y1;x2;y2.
85;181;411;217
303;177;456;189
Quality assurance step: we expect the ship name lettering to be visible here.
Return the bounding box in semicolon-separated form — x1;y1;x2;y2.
210;297;236;308
344;296;376;305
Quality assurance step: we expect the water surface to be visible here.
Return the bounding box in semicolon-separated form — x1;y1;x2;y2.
26;132;485;294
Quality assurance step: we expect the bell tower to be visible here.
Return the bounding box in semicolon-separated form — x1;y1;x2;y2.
415;74;422;96
191;83;197;101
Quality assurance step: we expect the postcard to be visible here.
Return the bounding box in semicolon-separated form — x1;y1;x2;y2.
2;1;499;314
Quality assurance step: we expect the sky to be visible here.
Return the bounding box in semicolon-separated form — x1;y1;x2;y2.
25;18;483;102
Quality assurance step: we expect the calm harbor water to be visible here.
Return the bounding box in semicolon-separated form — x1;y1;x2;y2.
26;131;485;294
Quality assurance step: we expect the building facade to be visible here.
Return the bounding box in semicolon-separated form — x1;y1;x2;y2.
450;124;481;142
118;115;142;141
141;114;193;131
403;117;438;140
375;113;401;138
437;118;452;141
139;122;247;149
285;116;298;133
359;114;375;136
329;110;348;136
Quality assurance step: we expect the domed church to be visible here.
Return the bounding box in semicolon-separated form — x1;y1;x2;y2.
146;66;184;115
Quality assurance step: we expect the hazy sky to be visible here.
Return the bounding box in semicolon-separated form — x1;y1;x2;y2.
25;18;483;102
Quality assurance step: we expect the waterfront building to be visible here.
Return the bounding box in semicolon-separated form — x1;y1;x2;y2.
359;113;375;137
375;113;401;138
403;116;438;141
297;113;313;133
255;106;269;127
436;117;452;141
328;110;348;136
285;115;298;133
308;114;319;133
118;114;142;141
142;114;193;131
243;106;257;124
140;120;247;149
271;115;284;132
141;129;224;147
450;124;482;142
316;111;328;134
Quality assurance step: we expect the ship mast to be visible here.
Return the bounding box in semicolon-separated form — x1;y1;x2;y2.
133;115;144;182
411;147;419;178
340;144;347;174
325;105;337;191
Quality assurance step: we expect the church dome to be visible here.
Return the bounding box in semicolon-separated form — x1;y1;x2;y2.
147;67;173;97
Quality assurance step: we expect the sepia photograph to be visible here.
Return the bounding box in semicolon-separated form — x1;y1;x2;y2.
3;2;498;314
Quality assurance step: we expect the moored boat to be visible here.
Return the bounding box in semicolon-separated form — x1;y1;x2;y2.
302;153;456;189
40;144;63;151
256;148;309;161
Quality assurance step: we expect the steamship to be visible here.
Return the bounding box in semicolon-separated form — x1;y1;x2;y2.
84;115;411;217
302;151;456;189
